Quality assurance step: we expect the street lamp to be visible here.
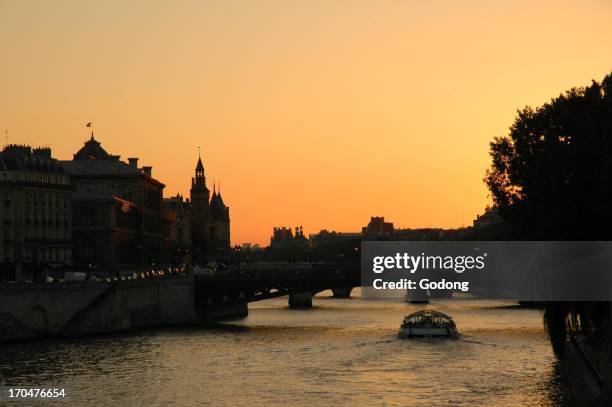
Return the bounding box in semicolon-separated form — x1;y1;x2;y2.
234;245;241;274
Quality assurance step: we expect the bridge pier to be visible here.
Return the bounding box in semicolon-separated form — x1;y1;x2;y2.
194;287;249;321
331;287;353;298
288;292;313;309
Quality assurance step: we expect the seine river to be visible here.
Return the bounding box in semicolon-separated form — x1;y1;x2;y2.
0;291;569;406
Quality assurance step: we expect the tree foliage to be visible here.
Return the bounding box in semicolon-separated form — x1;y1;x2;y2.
485;73;612;239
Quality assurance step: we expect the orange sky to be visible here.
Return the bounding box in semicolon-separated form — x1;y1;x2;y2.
1;0;611;245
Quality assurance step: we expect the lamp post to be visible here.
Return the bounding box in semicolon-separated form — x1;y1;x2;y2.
234;245;241;275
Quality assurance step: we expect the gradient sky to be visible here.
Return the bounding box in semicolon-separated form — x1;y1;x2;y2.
1;0;611;245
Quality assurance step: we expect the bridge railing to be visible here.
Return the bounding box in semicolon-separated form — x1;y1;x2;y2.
195;262;359;283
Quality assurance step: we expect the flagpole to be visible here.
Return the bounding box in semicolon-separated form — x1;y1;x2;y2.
86;121;93;139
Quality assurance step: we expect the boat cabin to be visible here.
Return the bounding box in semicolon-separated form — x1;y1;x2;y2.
398;310;458;338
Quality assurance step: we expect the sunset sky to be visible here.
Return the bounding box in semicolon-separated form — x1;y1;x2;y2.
1;0;611;245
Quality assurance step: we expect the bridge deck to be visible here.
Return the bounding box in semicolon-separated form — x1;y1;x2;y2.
194;263;360;302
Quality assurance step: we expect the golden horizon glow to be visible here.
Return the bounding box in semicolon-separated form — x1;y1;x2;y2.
1;0;611;245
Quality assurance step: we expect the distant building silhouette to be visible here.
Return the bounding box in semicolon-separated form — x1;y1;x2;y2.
270;226;306;246
308;230;361;248
472;206;503;230
309;217;393;248
362;216;394;236
0;145;73;281
310;216;444;246
268;226;308;262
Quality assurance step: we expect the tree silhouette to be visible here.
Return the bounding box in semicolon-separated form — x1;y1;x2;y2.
486;73;612;239
486;72;612;370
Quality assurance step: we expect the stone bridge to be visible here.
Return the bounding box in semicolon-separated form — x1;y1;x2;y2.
195;262;360;309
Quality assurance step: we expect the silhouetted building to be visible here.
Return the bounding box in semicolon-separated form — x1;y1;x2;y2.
473;206;503;229
164;154;230;264
394;228;445;240
309;216;394;247
190;155;210;262
270;226;306;246
362;216;394;236
267;226;308;262
271;227;293;245
61;134;165;271
309;229;361;248
0;145;73;281
210;185;230;255
162;194;192;265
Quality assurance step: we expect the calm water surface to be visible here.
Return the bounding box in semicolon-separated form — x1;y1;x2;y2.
0;291;568;406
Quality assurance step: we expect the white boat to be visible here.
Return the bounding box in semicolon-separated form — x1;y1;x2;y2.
397;310;458;339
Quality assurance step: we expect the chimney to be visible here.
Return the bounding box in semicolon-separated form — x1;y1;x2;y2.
142;166;152;177
33;147;52;158
128;157;138;169
4;145;32;156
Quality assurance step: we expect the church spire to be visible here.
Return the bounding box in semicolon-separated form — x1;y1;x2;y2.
192;151;208;191
195;148;205;178
195;146;204;172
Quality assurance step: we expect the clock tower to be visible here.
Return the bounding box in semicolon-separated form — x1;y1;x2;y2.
190;154;210;263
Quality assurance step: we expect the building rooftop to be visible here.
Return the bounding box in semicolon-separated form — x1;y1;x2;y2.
61;135;164;186
0;144;65;174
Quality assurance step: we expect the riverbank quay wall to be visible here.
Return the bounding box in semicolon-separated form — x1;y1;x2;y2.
547;301;612;406
562;339;607;406
0;274;247;342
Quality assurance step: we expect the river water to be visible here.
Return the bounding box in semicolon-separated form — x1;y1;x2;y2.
0;291;569;406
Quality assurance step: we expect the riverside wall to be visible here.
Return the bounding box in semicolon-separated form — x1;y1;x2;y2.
556;302;612;406
562;340;606;406
0;274;248;342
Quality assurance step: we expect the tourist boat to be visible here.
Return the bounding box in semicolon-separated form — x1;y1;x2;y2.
397;310;458;338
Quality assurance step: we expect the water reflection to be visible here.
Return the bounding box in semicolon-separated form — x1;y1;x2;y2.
0;296;569;406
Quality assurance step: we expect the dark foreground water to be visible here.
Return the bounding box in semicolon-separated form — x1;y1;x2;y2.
0;291;569;406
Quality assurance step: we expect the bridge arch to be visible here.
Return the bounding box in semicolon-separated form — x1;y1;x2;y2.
25;305;49;335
